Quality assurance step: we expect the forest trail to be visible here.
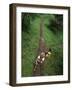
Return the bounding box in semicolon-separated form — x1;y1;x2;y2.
33;16;50;76
22;14;63;77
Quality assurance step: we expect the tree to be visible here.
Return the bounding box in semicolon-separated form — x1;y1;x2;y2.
22;13;40;33
47;14;63;33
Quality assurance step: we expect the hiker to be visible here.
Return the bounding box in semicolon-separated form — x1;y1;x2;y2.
33;48;52;72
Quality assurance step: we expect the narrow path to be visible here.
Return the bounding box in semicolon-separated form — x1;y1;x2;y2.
33;16;49;76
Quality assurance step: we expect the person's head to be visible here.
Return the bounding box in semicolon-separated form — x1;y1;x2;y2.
45;48;52;57
48;48;52;55
48;48;52;52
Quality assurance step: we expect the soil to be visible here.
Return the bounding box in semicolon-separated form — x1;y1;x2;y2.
33;17;48;76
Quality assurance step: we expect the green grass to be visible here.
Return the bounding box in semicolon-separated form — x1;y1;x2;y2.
22;18;40;76
44;15;63;75
43;15;63;75
22;14;63;77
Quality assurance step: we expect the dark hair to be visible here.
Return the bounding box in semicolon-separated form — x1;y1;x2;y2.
49;48;52;52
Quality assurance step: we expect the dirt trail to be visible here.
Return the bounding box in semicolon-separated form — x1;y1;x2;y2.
33;16;48;76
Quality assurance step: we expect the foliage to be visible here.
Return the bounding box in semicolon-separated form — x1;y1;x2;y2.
22;13;63;77
45;14;63;33
22;13;40;33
